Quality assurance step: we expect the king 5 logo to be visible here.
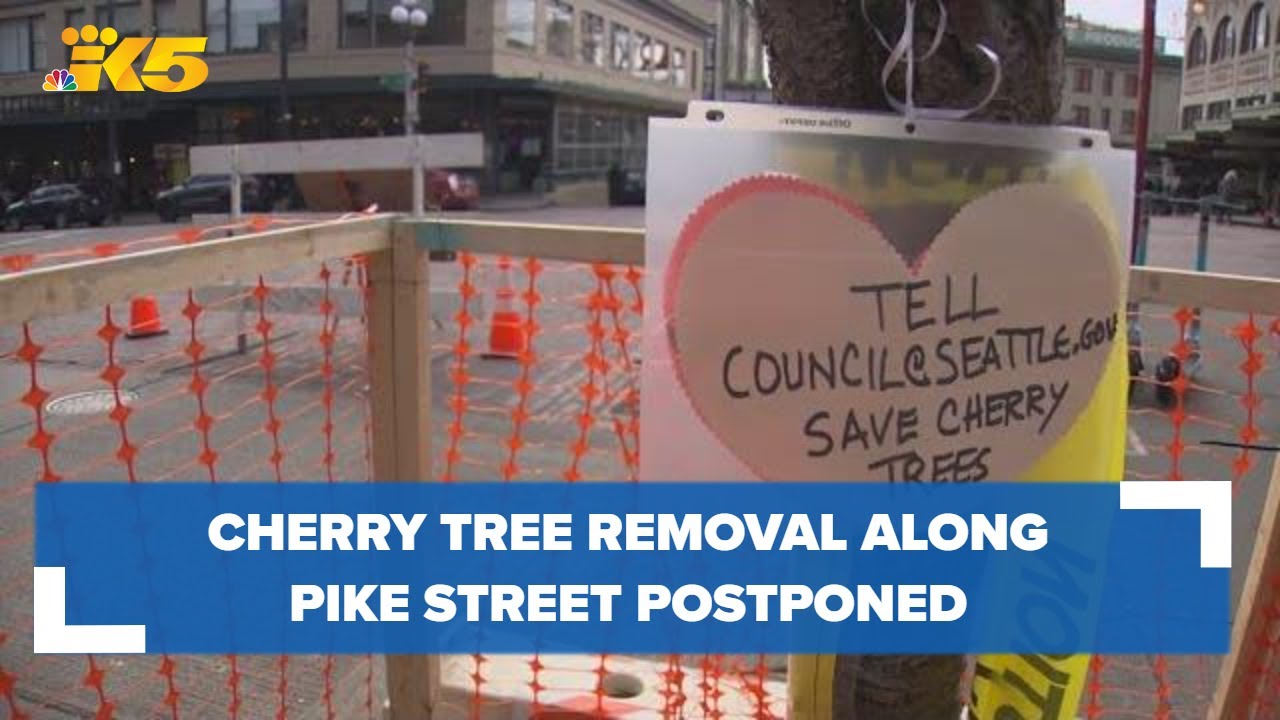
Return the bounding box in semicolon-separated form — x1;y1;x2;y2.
47;24;208;93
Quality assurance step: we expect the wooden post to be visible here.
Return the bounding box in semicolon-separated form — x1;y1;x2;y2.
368;222;439;718
1210;456;1280;719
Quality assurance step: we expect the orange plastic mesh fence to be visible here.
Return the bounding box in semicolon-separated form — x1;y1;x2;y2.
1078;302;1278;719
0;214;343;275
2;229;1278;718
0;219;380;719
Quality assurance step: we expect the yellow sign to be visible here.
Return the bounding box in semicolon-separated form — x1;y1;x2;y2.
43;25;208;94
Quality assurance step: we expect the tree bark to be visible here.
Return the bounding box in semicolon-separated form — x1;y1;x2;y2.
757;0;1063;124
755;1;1065;718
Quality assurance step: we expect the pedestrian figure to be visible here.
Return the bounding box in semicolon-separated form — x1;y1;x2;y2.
1217;168;1239;223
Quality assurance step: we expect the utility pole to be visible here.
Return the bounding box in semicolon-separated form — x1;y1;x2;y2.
1131;0;1158;263
403;39;418;136
389;1;429;216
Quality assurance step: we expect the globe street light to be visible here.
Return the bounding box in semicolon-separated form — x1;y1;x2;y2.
389;0;431;136
389;0;430;216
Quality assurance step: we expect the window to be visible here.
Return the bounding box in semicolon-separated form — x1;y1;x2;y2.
1071;105;1090;127
611;23;631;71
0;16;44;75
580;12;605;66
1123;73;1139;98
1099;107;1112;131
1182;105;1203;130
1101;70;1114;96
206;0;307;53
95;2;143;36
1242;3;1270;53
506;0;535;49
340;0;372;46
1207;100;1231;120
653;40;670;83
1120;110;1136;134
1072;66;1092;93
154;0;178;35
1188;27;1207;68
725;0;740;82
633;32;652;79
555;105;647;175
340;0;467;48
1211;17;1235;62
546;1;573;59
673;47;687;87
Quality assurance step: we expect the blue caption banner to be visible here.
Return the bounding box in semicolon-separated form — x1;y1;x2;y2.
35;482;1227;655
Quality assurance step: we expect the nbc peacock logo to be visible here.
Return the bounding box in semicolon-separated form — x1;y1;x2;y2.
42;69;77;92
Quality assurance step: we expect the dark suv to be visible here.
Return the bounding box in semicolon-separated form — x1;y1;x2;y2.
3;183;109;231
154;174;263;221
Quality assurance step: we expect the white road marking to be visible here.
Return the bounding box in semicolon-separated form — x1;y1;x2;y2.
1127;427;1149;457
1;230;71;248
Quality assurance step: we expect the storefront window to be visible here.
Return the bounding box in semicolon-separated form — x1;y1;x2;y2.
507;0;535;49
340;0;466;48
555;104;650;176
581;12;605;66
546;1;574;59
206;0;307;53
611;23;631;71
673;48;687;87
633;32;652;79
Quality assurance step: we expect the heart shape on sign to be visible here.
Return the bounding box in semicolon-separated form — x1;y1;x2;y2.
663;175;1123;482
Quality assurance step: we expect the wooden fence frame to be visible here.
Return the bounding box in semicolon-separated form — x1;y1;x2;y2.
1;214;1278;719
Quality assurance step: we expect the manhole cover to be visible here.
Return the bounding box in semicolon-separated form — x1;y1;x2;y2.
46;389;137;416
600;672;644;699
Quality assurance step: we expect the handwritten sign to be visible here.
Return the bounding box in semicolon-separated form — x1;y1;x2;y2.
663;175;1123;482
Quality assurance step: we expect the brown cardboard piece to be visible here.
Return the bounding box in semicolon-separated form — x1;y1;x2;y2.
664;175;1123;482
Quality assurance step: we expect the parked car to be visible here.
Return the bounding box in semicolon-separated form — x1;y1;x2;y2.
427;169;480;210
3;183;109;231
154;174;263;221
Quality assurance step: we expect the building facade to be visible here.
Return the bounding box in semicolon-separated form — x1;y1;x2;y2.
1177;0;1280;185
711;0;768;103
1058;19;1184;149
0;0;711;202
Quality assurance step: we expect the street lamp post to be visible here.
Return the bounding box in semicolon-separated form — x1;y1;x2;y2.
390;0;430;216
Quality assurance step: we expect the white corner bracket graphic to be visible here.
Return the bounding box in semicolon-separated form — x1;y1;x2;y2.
33;567;146;653
1119;481;1231;569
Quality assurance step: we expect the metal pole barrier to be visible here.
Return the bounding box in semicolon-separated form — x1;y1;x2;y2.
412;162;425;218
1189;196;1209;363
1127;192;1152;383
1156;196;1209;402
230;145;243;221
1195;199;1211;273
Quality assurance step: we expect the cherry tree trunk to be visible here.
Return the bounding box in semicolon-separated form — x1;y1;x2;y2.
754;1;1065;717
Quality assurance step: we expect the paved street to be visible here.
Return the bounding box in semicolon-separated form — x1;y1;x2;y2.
0;207;1276;717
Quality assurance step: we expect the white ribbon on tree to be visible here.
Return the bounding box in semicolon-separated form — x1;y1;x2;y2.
861;0;1003;121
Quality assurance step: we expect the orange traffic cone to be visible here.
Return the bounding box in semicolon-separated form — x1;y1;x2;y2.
485;257;527;359
126;296;168;339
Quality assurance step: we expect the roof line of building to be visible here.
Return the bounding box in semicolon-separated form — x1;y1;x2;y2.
613;0;713;35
